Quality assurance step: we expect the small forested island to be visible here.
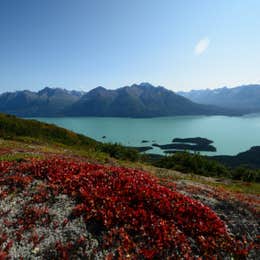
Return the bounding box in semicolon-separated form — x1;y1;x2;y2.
172;137;214;145
153;137;217;152
0;113;259;259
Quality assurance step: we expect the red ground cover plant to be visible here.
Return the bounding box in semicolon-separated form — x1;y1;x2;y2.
0;158;253;259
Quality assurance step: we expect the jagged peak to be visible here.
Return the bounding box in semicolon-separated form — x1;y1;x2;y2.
138;82;155;88
92;86;107;91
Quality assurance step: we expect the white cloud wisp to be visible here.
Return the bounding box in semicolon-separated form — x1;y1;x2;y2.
194;37;210;55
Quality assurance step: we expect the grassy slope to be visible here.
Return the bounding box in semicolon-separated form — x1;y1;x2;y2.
0;113;142;162
0;113;98;146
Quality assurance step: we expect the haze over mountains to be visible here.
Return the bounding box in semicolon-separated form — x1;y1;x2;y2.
179;84;260;114
0;83;250;117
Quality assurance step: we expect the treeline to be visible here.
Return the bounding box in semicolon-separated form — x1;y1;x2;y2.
153;152;260;183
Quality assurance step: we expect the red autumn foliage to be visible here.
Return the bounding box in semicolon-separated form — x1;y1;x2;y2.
0;158;253;258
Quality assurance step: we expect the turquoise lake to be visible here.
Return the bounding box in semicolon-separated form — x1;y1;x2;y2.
31;114;260;156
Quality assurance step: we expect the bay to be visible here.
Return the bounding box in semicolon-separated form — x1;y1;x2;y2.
30;115;260;156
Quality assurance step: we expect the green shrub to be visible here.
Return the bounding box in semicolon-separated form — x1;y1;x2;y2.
154;152;259;182
100;143;140;162
231;166;260;182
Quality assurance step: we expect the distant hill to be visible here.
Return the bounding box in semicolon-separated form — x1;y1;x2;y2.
212;146;260;169
0;87;84;116
0;83;240;117
178;84;260;113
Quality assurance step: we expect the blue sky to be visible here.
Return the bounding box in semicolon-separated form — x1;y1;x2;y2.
0;0;260;93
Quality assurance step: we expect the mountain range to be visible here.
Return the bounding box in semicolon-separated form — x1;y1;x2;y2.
178;84;260;114
0;83;242;117
0;87;84;117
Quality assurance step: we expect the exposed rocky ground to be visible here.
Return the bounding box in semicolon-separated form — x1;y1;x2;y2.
174;181;259;259
0;181;108;259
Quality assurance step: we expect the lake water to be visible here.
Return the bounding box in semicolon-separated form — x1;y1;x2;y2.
31;115;260;156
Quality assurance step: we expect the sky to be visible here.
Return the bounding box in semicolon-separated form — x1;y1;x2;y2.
0;0;260;93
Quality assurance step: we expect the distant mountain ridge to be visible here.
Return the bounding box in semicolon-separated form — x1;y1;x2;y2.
178;84;260;113
0;83;240;117
0;87;84;116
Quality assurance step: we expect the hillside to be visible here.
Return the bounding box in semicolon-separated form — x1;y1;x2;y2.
0;113;141;162
0;114;259;259
0;83;240;117
179;84;260;113
212;146;260;169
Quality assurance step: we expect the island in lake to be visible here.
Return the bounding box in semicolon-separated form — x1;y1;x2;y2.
152;137;217;153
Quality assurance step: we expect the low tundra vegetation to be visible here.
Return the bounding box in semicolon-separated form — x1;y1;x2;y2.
0;158;254;259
